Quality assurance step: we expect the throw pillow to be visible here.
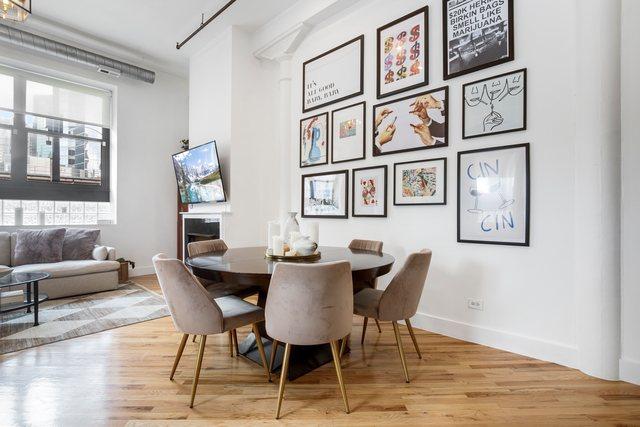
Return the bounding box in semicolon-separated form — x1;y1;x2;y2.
92;245;109;261
13;228;66;266
62;228;101;260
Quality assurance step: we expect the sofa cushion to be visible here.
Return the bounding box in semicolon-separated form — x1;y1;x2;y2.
12;260;120;279
13;228;66;267
92;246;109;261
0;232;10;267
62;228;101;260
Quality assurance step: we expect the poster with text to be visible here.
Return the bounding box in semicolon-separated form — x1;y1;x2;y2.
303;36;364;113
443;0;514;80
457;144;529;246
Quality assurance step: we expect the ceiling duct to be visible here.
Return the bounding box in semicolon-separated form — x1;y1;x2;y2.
0;22;156;84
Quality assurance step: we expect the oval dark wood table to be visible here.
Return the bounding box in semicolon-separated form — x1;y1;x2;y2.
186;246;395;380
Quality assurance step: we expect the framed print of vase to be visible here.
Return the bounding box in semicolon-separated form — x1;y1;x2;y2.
463;68;526;139
301;170;349;219
303;35;364;113
331;101;365;164
377;6;429;99
394;157;446;206
443;0;514;80
457;143;530;246
373;86;448;157
300;112;329;168
352;165;387;217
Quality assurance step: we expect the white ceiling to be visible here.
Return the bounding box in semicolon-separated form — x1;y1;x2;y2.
21;0;299;76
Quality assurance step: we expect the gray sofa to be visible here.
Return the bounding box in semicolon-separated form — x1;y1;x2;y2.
0;231;120;299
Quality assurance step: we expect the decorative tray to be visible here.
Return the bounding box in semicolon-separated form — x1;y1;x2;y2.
265;250;321;262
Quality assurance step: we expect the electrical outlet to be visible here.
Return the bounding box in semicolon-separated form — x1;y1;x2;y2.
467;298;484;311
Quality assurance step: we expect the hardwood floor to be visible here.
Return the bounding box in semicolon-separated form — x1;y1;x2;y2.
1;275;639;426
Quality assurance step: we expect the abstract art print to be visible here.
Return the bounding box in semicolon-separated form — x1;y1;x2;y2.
373;86;448;157
352;165;387;217
394;158;446;205
463;69;526;139
303;35;364;113
457;143;530;246
331;102;365;164
377;6;429;99
302;170;349;218
300;112;329;168
443;0;514;80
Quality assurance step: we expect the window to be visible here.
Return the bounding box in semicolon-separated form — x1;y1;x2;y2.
0;199;113;226
0;64;111;202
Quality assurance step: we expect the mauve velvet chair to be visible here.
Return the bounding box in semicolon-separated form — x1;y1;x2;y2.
187;239;259;354
266;261;353;419
348;239;384;340
353;250;432;383
152;254;271;408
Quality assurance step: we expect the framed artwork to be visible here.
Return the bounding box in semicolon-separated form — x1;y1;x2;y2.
301;170;349;219
302;35;364;113
373;86;448;157
377;6;429;99
352;165;387;217
463;68;526;139
331;101;365;164
394;157;447;206
300;112;329;168
457;143;530;246
443;0;514;80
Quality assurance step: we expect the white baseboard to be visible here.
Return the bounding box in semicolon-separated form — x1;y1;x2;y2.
129;265;155;277
410;312;579;370
620;357;640;385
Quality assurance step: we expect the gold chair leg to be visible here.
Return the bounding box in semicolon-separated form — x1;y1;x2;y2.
269;340;279;373
190;335;207;408
405;319;422;359
392;322;410;383
330;340;350;414
275;343;292;419
361;317;368;344
252;324;271;382
374;319;382;333
339;334;349;359
170;333;189;380
228;330;234;357
232;329;240;356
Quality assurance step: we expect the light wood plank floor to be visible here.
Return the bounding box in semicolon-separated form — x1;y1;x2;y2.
1;275;639;426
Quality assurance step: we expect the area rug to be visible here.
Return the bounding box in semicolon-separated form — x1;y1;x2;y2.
0;282;169;355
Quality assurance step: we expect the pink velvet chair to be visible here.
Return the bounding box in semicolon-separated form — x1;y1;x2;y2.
348;239;384;341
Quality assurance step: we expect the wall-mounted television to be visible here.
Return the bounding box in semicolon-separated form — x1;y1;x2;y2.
172;141;226;204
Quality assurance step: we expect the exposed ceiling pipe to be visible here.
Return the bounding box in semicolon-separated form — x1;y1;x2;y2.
0;22;156;84
176;0;237;50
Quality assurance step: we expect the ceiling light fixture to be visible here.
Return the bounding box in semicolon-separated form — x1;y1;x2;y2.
0;0;31;22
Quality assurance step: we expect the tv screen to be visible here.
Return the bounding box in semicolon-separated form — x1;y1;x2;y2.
172;141;226;204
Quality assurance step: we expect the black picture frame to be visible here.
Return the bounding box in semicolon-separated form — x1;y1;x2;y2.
302;35;365;113
376;6;429;99
352;165;388;217
442;0;515;80
301;170;349;219
372;86;449;157
300;112;329;169
462;68;527;139
331;101;366;164
457;143;530;246
393;157;447;206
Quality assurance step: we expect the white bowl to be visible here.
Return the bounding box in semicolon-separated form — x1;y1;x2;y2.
0;267;14;278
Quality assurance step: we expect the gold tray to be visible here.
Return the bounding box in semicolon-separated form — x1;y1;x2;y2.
265;250;321;262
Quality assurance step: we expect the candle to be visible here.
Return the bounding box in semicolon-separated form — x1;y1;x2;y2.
267;221;281;250
307;222;319;244
272;236;284;256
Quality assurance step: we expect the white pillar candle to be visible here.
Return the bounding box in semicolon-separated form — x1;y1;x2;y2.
306;222;319;244
267;221;281;250
272;236;284;256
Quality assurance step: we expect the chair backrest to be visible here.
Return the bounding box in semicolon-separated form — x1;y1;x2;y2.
152;253;224;335
378;250;432;321
187;239;228;257
349;239;383;253
266;261;353;346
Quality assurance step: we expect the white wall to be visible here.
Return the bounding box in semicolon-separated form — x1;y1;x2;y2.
0;44;189;276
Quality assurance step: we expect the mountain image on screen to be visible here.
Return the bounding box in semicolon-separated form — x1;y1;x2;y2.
172;141;226;204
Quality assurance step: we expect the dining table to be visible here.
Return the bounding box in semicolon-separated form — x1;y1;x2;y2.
186;246;395;380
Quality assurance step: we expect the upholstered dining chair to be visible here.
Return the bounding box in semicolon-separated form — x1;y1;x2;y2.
187;239;259;353
152;254;271;408
266;261;353;419
348;239;384;341
352;250;432;383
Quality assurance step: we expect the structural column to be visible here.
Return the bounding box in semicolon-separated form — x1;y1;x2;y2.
277;56;293;218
